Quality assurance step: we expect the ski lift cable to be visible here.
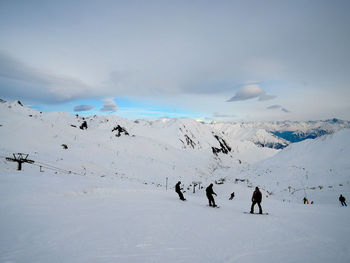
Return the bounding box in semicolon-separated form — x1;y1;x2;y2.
0;153;83;176
35;161;74;172
32;162;82;175
34;162;83;176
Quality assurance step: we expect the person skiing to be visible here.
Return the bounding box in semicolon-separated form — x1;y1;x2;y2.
250;187;263;214
80;120;88;130
229;192;235;200
339;194;347;206
303;197;309;204
175;181;186;201
206;183;217;207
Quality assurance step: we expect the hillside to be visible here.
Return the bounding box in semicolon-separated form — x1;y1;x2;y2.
0;100;349;199
237;129;350;204
0;100;278;186
1;100;350;263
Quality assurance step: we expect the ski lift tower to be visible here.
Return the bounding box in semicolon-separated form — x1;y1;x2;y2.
6;153;34;170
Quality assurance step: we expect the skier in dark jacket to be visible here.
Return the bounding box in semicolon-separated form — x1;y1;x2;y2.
229;192;235;200
250;187;263;214
303;197;308;204
339;194;347;206
80;120;88;130
206;183;217;207
175;181;186;201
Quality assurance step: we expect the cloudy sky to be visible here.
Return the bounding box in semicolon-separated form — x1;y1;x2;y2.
1;0;349;121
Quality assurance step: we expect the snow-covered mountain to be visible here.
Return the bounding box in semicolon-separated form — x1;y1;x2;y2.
212;119;350;145
0;100;278;183
234;129;350;204
211;122;290;149
259;119;350;142
0;99;349;200
1;100;350;263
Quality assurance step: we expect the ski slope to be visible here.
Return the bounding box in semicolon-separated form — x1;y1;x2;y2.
1;100;350;262
1;167;349;263
238;129;350;204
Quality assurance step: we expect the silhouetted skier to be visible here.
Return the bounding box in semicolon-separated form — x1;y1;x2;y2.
206;183;217;207
229;192;235;200
175;181;186;201
303;197;309;204
80;121;88;130
250;187;263;214
339;194;347;206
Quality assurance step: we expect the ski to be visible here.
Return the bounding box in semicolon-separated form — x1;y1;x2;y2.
243;212;269;215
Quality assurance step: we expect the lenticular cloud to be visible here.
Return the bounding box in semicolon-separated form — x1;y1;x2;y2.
227;84;274;102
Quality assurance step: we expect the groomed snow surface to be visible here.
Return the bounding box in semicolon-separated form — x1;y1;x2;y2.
1;167;349;263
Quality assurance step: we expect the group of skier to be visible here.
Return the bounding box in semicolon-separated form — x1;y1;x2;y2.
175;181;264;214
303;195;347;206
176;181;348;211
302;197;314;204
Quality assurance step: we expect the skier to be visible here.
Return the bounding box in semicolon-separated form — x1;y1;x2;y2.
80;121;88;130
303;197;308;204
206;183;217;207
175;181;186;201
229;192;235;200
250;187;263;214
339;194;347;206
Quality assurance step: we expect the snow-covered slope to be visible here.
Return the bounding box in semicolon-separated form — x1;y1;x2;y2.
238;129;350;203
0;101;278;186
1;168;350;263
1;100;350;263
213;119;350;144
256;119;350;142
212;122;290;149
0;100;349;197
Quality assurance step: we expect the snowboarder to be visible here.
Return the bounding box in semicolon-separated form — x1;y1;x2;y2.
206;183;217;207
229;192;235;200
339;194;347;206
175;181;186;201
250;187;263;214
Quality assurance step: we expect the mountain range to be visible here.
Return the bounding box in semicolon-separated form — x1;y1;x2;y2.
1;99;349;203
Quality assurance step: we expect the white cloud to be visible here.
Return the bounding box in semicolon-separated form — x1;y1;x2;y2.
1;1;349;120
267;105;282;110
74;105;94;112
212;112;236;118
281;108;290;113
100;98;118;112
267;105;290;113
227;84;275;102
0;52;94;103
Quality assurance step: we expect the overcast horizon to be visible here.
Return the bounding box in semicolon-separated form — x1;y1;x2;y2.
1;0;350;122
